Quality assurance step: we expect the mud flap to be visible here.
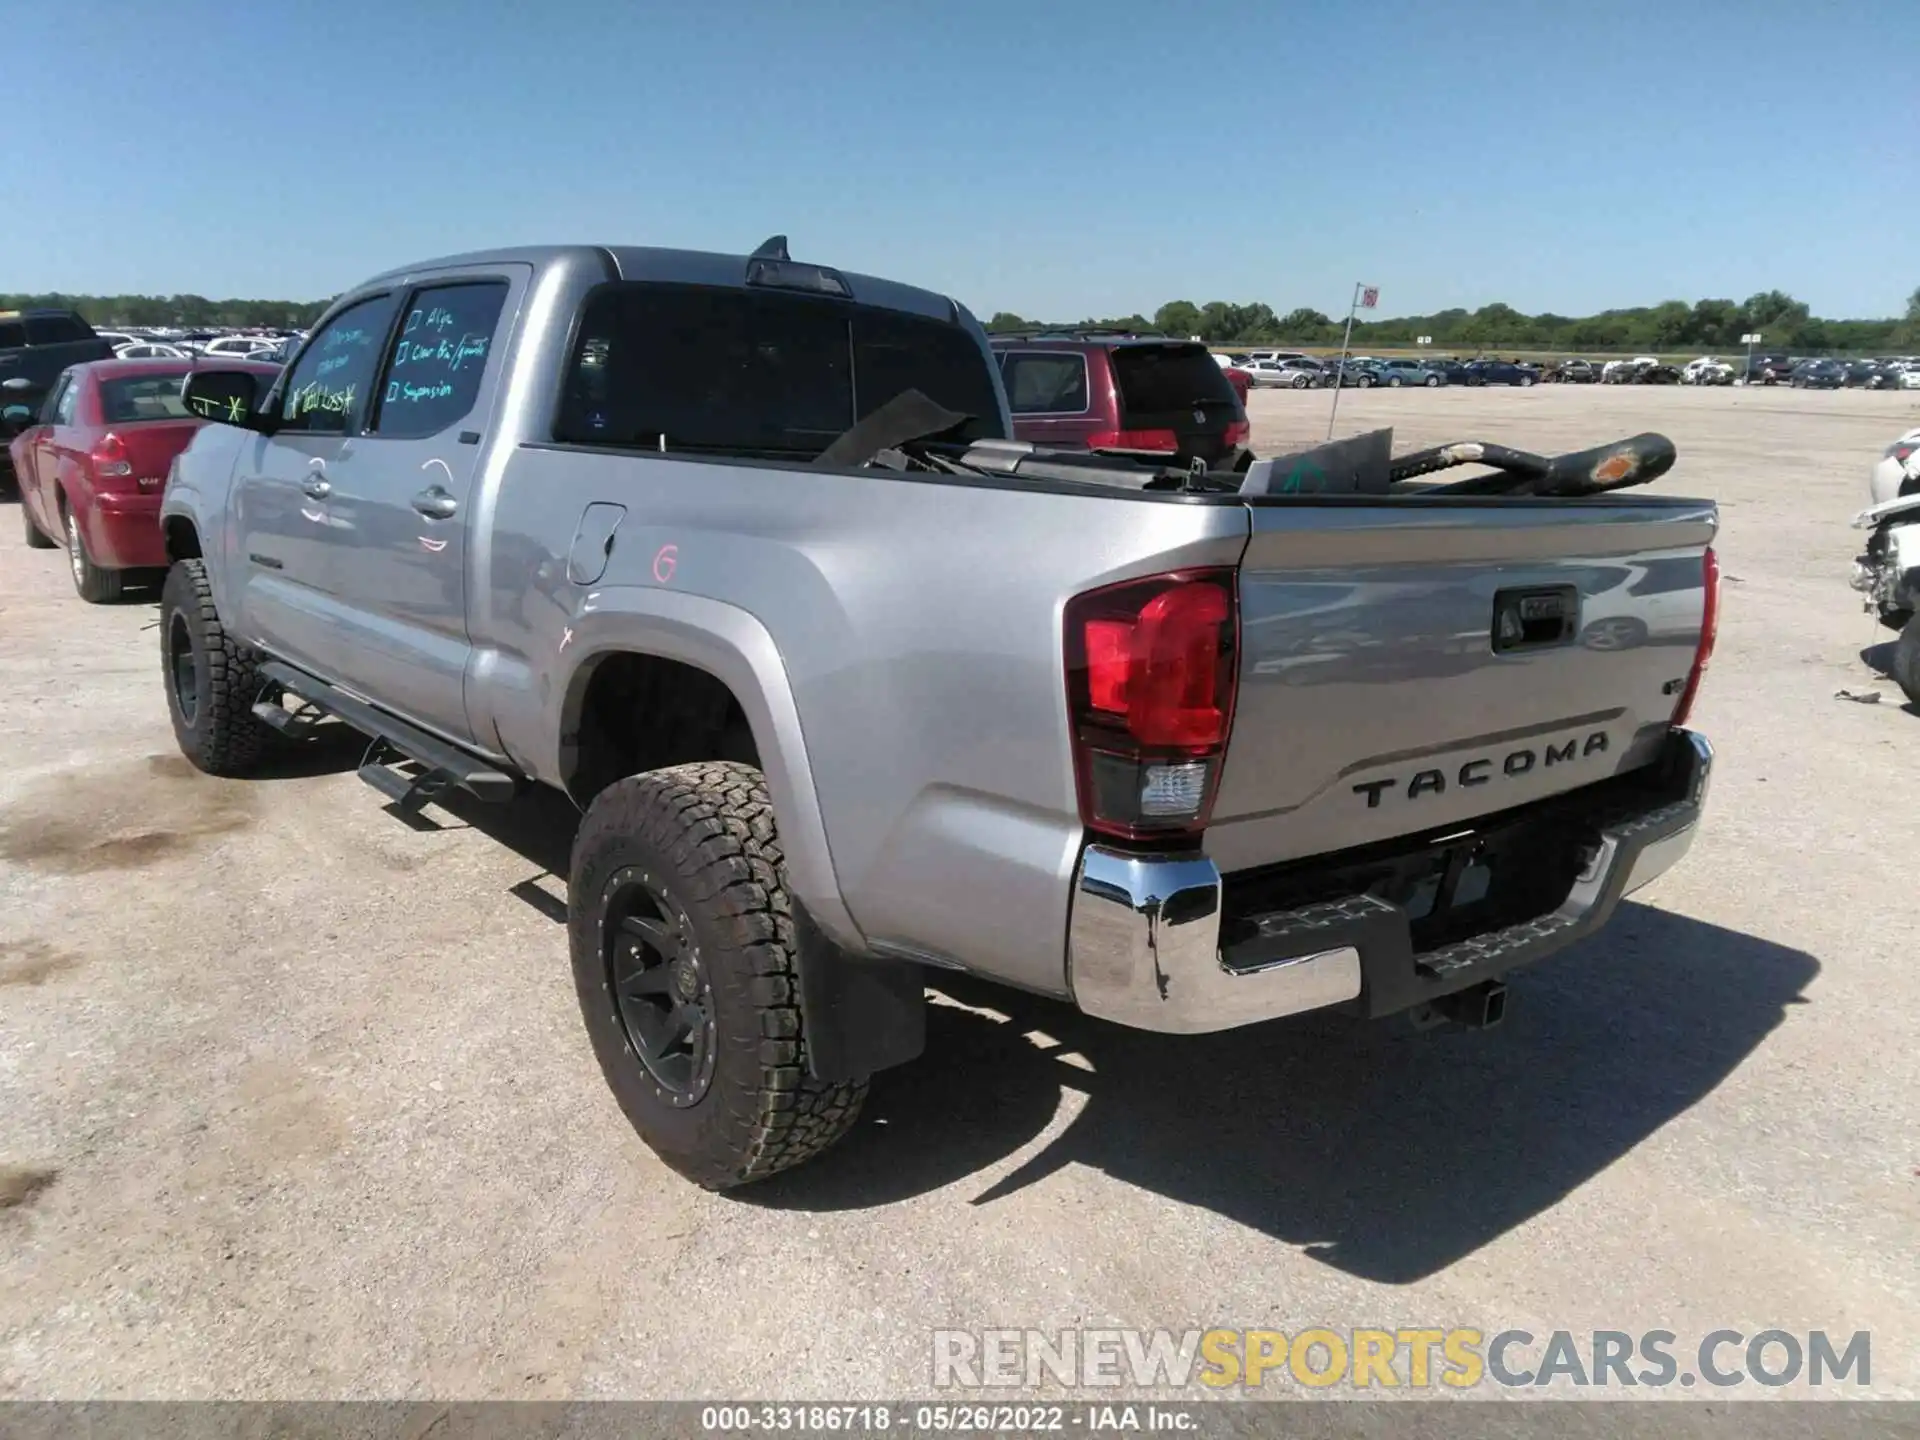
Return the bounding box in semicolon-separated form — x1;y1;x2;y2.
793;902;927;1081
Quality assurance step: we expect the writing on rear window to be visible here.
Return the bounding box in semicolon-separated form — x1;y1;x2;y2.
373;282;507;437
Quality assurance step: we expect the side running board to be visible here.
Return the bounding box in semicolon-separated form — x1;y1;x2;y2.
254;661;518;812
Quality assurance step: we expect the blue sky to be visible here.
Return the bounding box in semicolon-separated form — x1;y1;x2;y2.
8;0;1915;320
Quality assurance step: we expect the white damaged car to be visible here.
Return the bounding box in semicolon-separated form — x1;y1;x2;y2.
1852;428;1920;701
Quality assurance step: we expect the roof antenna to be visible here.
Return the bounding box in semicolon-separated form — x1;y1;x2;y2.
751;235;790;262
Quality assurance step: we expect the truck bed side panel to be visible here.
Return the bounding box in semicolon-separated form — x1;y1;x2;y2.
472;449;1249;993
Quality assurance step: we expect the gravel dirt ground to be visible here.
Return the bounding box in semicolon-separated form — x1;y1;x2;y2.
2;384;1917;1403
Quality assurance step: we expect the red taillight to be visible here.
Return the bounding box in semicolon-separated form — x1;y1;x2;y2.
1087;428;1179;454
1890;442;1916;464
1065;569;1239;841
90;432;134;480
1223;419;1250;447
1671;546;1719;727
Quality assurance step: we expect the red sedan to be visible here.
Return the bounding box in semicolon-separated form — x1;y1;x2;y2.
6;358;279;601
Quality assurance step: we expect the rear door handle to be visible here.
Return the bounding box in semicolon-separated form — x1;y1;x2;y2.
301;476;331;499
411;485;458;520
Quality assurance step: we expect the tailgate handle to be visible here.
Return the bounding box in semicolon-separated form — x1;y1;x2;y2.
1492;586;1578;653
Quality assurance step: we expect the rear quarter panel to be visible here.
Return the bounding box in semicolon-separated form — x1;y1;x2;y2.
474;450;1248;993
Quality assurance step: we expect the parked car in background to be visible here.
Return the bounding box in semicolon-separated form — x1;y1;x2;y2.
1424;358;1473;385
1545;359;1599;383
1846;360;1897;390
1323;357;1382;388
96;331;141;350
1682;357;1733;384
1790;359;1846;390
3;358;282;600
199;334;281;360
1241;357;1323;389
114;342;192;360
992;332;1251;471
1744;353;1795;385
1375;358;1447;387
1220;365;1252;405
0;311;116;485
1463;359;1535;387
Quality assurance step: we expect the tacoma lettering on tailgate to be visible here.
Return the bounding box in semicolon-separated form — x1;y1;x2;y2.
1352;731;1610;808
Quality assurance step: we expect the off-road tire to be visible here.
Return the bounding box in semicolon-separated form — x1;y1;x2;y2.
1894;614;1920;708
22;499;55;548
65;503;123;603
569;761;868;1189
160;559;272;776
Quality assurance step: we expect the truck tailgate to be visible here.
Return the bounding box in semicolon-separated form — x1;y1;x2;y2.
1205;496;1718;874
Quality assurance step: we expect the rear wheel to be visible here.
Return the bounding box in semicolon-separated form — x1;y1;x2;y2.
1519;375;1535;387
1291;375;1309;389
21;498;56;549
1425;375;1440;387
569;762;868;1189
1387;377;1403;388
65;502;123;603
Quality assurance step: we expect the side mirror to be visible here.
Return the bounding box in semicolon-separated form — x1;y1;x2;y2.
182;369;269;430
0;403;33;437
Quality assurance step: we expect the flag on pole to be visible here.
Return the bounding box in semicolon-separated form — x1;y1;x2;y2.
1359;286;1380;310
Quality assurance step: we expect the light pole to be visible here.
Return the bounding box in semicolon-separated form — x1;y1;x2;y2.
1327;282;1379;440
1741;331;1762;384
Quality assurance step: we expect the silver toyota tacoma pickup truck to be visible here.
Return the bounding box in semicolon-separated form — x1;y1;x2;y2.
157;239;1719;1189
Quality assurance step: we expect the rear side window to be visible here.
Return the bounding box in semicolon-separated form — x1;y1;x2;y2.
100;375;195;422
278;293;402;435
1110;344;1237;418
1001;353;1089;414
25;313;93;345
0;320;25;351
372;281;509;438
554;283;1004;459
53;376;81;424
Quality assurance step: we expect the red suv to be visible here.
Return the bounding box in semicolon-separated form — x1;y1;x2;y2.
990;332;1251;471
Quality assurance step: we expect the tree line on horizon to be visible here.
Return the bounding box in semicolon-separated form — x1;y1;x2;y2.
8;284;1917;355
988;287;1920;354
1;292;331;329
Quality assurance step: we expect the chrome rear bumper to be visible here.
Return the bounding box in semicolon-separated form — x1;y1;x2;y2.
1067;729;1712;1034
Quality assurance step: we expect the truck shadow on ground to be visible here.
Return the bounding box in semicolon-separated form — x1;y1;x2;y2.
748;905;1817;1285
1859;641;1919;715
335;764;1819;1285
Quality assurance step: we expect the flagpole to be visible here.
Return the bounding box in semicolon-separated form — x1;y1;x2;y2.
1327;282;1361;440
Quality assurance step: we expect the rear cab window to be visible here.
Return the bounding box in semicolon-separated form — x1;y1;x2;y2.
554;283;1005;460
25;313;96;345
0;320;26;351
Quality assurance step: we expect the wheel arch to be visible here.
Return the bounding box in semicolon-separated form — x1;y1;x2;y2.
551;593;863;954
